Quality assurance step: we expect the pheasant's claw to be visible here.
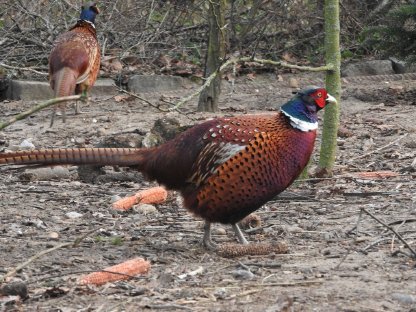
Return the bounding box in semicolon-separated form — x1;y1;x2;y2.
74;101;84;115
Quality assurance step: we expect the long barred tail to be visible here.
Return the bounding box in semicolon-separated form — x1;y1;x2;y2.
0;148;144;167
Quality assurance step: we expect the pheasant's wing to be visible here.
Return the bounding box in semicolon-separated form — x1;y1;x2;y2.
189;141;247;186
188;116;269;186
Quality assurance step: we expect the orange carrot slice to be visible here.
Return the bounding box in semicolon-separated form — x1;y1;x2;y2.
112;186;167;211
79;258;150;286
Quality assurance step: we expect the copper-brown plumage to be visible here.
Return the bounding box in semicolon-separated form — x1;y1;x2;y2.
48;2;100;126
0;87;337;249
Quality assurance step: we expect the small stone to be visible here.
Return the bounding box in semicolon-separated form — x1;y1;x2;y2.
338;126;354;138
74;137;86;146
0;282;28;299
214;288;228;300
322;248;331;256
392;293;416;305
286;225;303;233
48;232;60;240
389;85;404;93
212;227;226;235
142;132;161;148
315;208;327;215
92;212;105;218
134;204;158;215
151;118;185;142
288;77;299;88
232;269;255;280
19;139;35;150
65;212;83;219
96;128;107;136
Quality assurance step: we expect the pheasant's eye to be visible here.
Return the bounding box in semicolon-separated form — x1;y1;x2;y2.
316;92;322;98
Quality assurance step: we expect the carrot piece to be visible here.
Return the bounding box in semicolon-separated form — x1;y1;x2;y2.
79;258;150;286
112;186;167;211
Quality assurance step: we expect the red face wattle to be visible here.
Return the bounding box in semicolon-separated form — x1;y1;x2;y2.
310;88;328;109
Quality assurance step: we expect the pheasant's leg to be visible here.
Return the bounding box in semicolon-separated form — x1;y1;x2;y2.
203;221;217;250
74;98;87;114
232;223;249;245
49;104;66;127
74;100;80;115
49;109;56;127
74;90;88;115
61;105;67;123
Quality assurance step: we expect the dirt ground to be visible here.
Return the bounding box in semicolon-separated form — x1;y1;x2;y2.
0;73;415;311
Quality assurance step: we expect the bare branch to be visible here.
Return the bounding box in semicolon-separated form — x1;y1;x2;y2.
0;228;98;283
171;56;334;110
361;208;416;259
0;95;84;130
0;62;48;76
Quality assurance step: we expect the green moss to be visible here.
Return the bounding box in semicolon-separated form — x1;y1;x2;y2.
341;50;354;59
110;236;124;246
94;235;105;243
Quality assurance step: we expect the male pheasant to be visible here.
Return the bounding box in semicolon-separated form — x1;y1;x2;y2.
0;87;337;249
48;2;100;126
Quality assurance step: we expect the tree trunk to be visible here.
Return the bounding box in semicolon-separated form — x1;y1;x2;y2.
318;0;341;176
198;0;227;112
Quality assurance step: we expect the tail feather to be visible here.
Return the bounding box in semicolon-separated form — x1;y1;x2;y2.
0;148;144;167
51;67;78;97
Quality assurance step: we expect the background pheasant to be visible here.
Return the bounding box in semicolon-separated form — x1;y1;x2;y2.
48;2;100;126
0;87;336;249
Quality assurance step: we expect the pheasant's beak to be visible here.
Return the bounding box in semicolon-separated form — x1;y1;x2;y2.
325;93;337;104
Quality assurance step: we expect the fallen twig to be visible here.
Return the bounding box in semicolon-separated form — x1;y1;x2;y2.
347;134;408;163
116;88;196;121
361;208;416;258
0;62;48;76
0;228;97;283
353;171;399;179
0;94;84;130
117;88;161;110
177;266;204;279
334;209;365;270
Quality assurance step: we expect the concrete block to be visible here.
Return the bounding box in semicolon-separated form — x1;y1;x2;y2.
128;75;184;93
7;80;53;100
342;60;394;77
90;79;118;96
6;78;117;101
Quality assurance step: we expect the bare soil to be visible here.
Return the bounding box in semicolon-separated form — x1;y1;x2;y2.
0;73;415;311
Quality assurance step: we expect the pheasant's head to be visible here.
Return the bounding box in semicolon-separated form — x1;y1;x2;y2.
280;86;337;131
297;86;337;110
80;2;100;24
